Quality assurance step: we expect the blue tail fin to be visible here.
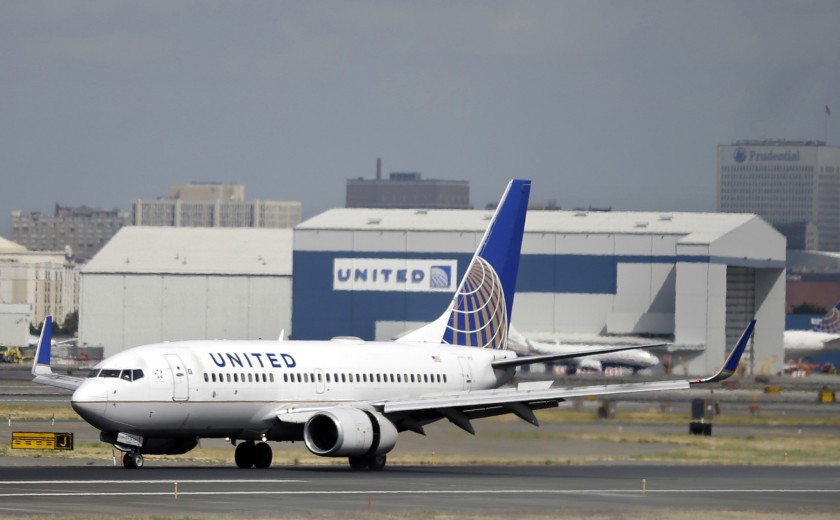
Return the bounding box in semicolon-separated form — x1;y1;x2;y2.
399;179;531;349
814;300;840;333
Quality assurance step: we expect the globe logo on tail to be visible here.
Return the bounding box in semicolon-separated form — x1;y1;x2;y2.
815;305;840;333
443;257;508;350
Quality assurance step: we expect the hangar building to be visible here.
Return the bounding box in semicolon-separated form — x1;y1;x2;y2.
294;209;785;375
79;227;292;357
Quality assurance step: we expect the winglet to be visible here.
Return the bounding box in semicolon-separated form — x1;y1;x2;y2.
691;320;755;385
32;316;53;377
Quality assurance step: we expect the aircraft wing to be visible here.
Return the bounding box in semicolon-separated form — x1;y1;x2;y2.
375;320;755;434
276;320;754;434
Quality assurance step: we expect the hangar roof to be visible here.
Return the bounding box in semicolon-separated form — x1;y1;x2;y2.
0;236;26;253
83;227;292;275
299;208;757;243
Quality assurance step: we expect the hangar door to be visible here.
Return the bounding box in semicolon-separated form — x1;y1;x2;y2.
726;267;756;373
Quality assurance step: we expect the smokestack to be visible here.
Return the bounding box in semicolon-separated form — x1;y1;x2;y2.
376;157;382;180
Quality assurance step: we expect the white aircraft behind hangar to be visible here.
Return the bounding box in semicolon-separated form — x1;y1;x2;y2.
32;179;755;470
784;300;840;358
507;325;661;374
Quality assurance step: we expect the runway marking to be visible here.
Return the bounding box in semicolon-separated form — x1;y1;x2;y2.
0;479;304;485
0;489;838;497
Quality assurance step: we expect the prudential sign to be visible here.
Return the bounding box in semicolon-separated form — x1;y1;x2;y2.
333;258;457;292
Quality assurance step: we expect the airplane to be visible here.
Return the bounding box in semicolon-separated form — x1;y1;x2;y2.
31;179;756;471
784;300;840;358
507;325;661;374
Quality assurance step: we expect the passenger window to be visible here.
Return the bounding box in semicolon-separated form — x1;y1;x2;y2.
204;373;209;382
341;374;346;383
410;374;415;383
283;374;288;383
218;373;223;382
269;374;274;383
262;374;267;383
234;374;238;383
317;373;322;383
423;374;428;383
443;374;447;383
362;374;367;383
326;374;331;383
226;373;231;383
212;373;217;383
304;373;309;383
248;373;253;383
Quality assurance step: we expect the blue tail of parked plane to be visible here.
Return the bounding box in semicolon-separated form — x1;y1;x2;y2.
814;300;840;333
399;179;531;349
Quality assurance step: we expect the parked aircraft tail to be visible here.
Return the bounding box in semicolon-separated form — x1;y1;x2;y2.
814;301;840;333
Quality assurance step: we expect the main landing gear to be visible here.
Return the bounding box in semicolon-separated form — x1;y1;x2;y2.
235;441;273;469
348;454;386;471
122;451;144;469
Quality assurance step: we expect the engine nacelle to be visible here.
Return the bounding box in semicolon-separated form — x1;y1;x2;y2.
303;408;398;457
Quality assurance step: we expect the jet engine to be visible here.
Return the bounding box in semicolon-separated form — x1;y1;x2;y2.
303;408;397;457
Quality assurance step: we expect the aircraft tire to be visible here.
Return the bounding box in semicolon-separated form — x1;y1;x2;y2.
366;455;386;471
235;441;256;469
348;456;367;471
123;452;142;469
254;442;272;469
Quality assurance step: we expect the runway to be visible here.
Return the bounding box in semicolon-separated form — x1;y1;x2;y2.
0;465;838;517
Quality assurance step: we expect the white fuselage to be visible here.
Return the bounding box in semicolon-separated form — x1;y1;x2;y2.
783;330;840;357
71;339;517;439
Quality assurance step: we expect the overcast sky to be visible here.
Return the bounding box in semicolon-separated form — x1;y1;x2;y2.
2;1;839;237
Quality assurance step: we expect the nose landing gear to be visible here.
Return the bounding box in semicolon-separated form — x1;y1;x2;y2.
122;451;144;469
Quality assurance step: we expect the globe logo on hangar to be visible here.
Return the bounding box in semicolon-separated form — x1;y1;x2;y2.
430;265;452;289
734;147;747;163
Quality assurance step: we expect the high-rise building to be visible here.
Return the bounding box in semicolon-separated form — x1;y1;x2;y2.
133;183;301;229
9;205;130;263
346;159;470;209
717;140;840;251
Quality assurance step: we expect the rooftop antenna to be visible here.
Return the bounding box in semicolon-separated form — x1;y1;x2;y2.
376;157;382;180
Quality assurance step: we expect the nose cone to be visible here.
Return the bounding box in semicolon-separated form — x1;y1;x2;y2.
71;379;108;426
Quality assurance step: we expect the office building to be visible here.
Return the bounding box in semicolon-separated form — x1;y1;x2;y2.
717;140;840;251
10;205;129;263
347;160;469;209
132;183;301;229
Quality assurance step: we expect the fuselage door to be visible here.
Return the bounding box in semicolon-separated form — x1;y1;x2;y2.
457;356;473;391
163;354;189;401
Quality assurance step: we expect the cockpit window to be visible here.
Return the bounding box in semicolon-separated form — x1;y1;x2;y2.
119;370;132;381
100;369;121;378
132;369;144;381
87;369;101;378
